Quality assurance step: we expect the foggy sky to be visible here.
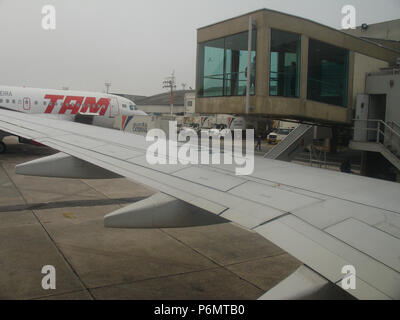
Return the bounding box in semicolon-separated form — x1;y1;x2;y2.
0;0;399;96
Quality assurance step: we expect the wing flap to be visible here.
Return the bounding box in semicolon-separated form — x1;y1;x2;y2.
325;219;400;273
255;215;400;299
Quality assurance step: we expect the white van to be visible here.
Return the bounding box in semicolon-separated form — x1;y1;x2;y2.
267;121;298;144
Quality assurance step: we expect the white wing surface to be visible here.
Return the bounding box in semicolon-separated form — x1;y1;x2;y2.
0;109;399;300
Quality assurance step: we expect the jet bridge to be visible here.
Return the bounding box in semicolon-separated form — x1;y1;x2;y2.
350;69;400;180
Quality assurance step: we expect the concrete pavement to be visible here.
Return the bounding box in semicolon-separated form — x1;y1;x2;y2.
0;137;301;300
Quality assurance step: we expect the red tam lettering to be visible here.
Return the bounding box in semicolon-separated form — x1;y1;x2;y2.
44;95;64;113
59;96;84;115
81;97;111;116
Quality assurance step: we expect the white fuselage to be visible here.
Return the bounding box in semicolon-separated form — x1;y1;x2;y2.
0;85;146;128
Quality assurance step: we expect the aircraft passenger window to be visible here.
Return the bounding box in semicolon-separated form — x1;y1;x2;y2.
6;99;9;103
12;99;15;104
43;101;47;105
34;101;38;105
122;104;127;108
0;99;3;103
130;105;134;111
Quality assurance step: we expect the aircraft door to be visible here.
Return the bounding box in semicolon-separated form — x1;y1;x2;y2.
23;97;31;111
354;94;369;142
109;98;120;118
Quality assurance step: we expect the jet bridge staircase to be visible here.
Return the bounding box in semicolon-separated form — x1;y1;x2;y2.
264;124;314;161
350;120;400;171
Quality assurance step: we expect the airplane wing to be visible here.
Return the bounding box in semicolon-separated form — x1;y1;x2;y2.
0;109;399;300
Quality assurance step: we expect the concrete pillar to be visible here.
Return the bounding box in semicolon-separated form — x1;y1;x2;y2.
347;51;355;122
360;151;368;176
256;25;269;98
300;35;309;100
330;127;338;154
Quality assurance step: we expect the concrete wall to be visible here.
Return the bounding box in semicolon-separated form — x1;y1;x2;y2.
360;38;400;52
137;105;184;115
184;92;196;114
196;9;400;124
352;53;389;113
366;73;400;124
344;19;400;41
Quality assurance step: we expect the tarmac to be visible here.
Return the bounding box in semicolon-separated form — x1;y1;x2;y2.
0;136;301;300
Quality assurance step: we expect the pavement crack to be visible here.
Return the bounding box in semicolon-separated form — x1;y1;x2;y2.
1;163;96;300
160;227;266;293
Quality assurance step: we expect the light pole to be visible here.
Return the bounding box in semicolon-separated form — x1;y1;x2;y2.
163;71;176;116
105;82;111;94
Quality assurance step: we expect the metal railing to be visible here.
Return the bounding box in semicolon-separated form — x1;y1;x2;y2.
308;144;328;168
388;121;400;135
264;124;313;160
353;119;400;156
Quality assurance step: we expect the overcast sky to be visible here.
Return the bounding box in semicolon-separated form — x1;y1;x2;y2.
0;0;399;96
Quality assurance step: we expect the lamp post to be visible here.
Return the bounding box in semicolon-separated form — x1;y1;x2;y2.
163;71;176;116
105;82;111;94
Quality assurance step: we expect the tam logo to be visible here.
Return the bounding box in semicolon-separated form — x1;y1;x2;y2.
44;95;111;115
228;117;235;128
201;117;208;127
121;115;134;131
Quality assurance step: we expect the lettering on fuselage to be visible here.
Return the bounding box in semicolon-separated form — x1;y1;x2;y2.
0;91;12;97
44;94;111;116
132;122;148;134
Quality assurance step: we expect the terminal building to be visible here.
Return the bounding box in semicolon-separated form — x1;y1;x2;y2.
343;18;400;51
196;9;398;124
195;9;400;181
117;90;195;116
